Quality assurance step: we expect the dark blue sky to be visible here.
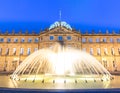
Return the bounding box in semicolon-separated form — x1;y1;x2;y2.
0;0;120;34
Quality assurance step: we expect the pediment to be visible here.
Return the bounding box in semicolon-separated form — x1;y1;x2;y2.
42;26;79;35
49;27;72;34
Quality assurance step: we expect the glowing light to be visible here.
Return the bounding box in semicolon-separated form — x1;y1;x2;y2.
11;43;112;82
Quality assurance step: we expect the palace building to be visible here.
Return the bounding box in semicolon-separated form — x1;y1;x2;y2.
0;21;119;72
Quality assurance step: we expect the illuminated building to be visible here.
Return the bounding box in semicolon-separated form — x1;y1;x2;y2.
0;21;119;72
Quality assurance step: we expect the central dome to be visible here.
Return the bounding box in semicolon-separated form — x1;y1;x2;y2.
49;21;72;30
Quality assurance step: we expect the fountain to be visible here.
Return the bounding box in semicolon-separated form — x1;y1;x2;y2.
10;43;112;89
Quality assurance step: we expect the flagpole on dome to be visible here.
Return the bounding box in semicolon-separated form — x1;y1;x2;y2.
59;10;62;26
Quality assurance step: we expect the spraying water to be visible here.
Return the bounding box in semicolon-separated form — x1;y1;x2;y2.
11;43;112;83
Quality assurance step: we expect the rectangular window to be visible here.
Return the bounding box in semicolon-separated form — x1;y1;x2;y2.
96;38;100;43
90;48;93;55
110;38;114;43
58;36;63;41
28;38;32;43
103;38;106;42
97;48;101;55
89;38;93;43
111;48;114;55
78;37;81;41
50;36;54;40
27;48;30;55
104;48;108;55
82;38;86;43
21;38;25;43
117;38;120;43
14;38;18;43
118;48;120;55
0;38;4;42
0;48;2;55
7;38;11;43
40;37;43;42
20;48;24;55
13;48;16;55
6;48;9;55
67;36;71;40
35;38;39;42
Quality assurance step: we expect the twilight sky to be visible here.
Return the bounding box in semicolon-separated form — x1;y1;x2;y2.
0;0;120;34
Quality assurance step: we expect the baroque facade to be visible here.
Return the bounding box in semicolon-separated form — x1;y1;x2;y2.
0;21;119;72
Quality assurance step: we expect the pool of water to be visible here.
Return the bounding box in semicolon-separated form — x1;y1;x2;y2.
0;75;120;89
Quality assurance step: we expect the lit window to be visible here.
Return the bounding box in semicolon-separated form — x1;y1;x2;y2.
96;38;100;43
27;48;31;55
103;60;107;67
6;48;9;55
20;48;24;55
78;37;81;41
82;48;86;52
40;37;43;42
14;38;18;42
28;38;32;43
97;48;101;55
0;38;4;42
35;38;39;42
82;38;86;43
7;38;11;42
67;36;71;40
58;36;63;41
89;38;93;43
117;38;120;43
118;48;120;55
111;48;114;55
104;48;108;55
21;38;25;43
13;48;16;55
103;38;106;42
90;48;93;55
34;48;38;51
110;38;114;43
0;48;2;55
